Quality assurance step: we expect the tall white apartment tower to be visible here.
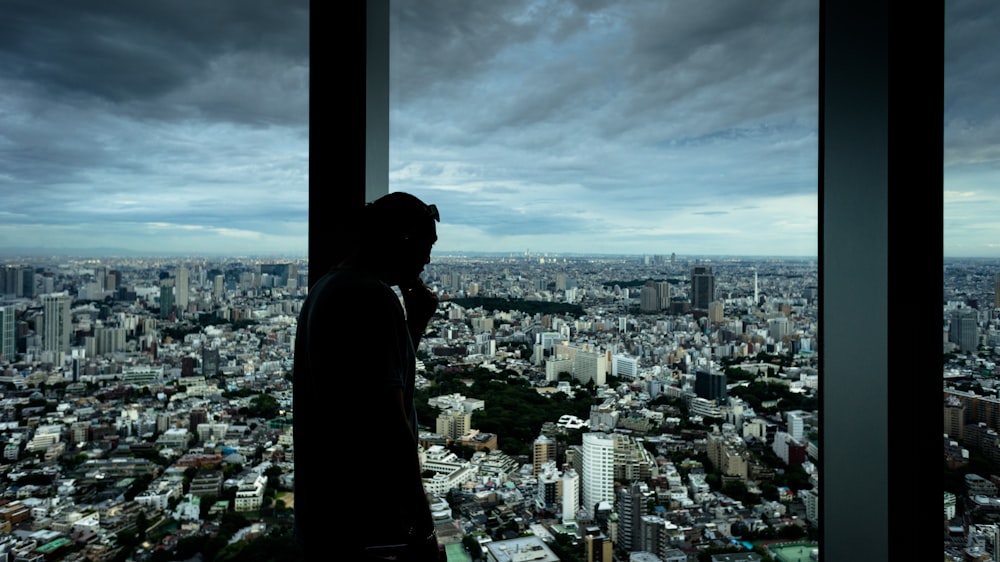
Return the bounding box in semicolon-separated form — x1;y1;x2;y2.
177;266;189;309
561;466;580;525
213;275;225;300
581;432;615;517
0;306;14;360
42;293;72;354
787;411;804;440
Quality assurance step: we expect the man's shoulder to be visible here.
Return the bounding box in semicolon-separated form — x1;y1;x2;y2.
306;268;398;308
315;268;390;293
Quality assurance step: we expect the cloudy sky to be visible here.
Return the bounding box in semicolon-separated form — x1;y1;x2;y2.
390;1;818;257
0;0;309;257
2;1;823;258
944;0;1000;258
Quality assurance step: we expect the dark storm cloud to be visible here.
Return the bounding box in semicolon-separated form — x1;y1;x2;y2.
945;0;1000;165
0;0;307;111
2;0;823;256
0;1;309;254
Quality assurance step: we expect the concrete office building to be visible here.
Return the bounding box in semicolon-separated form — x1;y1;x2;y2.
690;266;715;310
436;409;471;440
951;307;980;353
995;273;1000;309
640;281;659;313
41;293;72;354
612;354;638;379
695;370;727;404
159;283;174;319
533;434;557;475
0;306;14;360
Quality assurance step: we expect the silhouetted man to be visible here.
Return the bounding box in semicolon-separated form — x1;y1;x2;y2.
294;192;444;560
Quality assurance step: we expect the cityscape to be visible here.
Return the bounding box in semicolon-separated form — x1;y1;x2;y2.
943;258;1000;561
0;252;819;561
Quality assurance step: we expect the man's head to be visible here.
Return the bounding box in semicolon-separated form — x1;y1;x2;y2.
354;192;439;285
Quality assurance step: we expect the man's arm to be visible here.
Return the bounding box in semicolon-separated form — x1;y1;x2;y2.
385;384;443;559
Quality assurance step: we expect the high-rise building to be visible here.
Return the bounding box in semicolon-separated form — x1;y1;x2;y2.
533;434;557;475
189;409;208;433
435;409;471;439
950;308;979;353
944;394;965;440
22;269;36;298
5;266;23;296
583;527;613;562
177;266;189;309
768;316;790;341
0;306;14;360
615;481;646;552
260;263;297;288
611;354;638;379
690;266;715;310
640;281;659;313
572;348;608;386
641;281;672;313
562;466;580;524
582;432;614;517
555;273;568;291
708;300;724;324
996;273;1000;309
657;281;672;309
202;347;220;376
536;461;561;511
95;327;126;356
213;275;225;300
695;369;727;404
42;293;72;354
159;283;174;320
787;411;805;440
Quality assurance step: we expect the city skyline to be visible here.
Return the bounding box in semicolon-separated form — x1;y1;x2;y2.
1;3;992;258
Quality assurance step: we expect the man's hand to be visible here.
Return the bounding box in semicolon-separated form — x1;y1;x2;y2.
401;279;439;346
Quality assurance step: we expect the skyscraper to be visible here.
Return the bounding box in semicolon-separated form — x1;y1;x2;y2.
582;432;614;517
202;347;220;376
177;266;189;309
22;269;37;298
641;281;672;313
42;293;72;354
213;274;225;300
0;306;14;360
690;266;715;310
615;481;647;552
950;307;979;353
2;266;20;296
656;281;672;309
995;273;1000;309
159;283;174;320
640;281;659;312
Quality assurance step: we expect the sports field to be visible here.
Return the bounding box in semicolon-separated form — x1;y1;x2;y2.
767;541;819;562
